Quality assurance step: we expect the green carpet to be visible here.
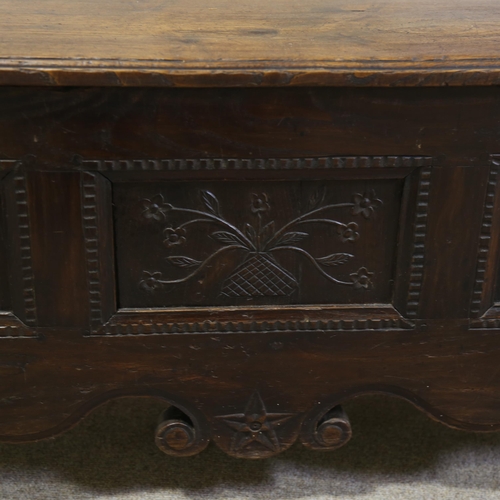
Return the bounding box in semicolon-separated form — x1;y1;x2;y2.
1;396;499;499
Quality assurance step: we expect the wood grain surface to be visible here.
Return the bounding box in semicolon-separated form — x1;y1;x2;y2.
1;84;500;458
0;0;500;86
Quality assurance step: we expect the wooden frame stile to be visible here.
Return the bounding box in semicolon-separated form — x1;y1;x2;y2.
0;160;37;338
471;156;500;326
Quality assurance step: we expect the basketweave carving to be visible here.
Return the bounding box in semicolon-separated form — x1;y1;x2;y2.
137;187;382;300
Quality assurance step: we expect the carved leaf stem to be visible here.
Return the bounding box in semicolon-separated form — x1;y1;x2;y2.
139;189;382;297
264;201;355;250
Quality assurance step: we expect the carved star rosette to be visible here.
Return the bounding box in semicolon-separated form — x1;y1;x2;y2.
213;392;298;459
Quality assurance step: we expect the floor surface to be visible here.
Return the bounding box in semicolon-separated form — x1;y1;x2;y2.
1;396;499;499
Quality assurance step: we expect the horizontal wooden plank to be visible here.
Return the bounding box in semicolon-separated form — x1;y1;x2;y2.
0;0;500;87
1;87;499;167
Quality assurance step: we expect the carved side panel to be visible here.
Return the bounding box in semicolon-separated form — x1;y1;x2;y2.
470;157;500;326
81;172;116;333
80;156;432;336
404;168;431;319
0;164;38;337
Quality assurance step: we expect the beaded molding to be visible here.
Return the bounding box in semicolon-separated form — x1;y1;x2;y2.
81;156;432;335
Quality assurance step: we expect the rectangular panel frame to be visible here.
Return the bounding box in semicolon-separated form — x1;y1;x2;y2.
80;155;432;336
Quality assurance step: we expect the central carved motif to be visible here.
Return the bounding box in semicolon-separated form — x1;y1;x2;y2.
139;188;382;297
217;392;295;454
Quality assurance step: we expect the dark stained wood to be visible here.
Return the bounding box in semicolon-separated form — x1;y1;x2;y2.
1;87;500;168
80;172;116;333
0;0;500;87
419;167;491;319
113;177;402;308
155;406;210;457
303;405;352;452
2;25;500;457
27;172;88;327
1;322;500;459
472;161;500;318
1;171;37;336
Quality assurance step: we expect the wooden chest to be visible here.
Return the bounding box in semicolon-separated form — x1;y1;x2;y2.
1;0;500;459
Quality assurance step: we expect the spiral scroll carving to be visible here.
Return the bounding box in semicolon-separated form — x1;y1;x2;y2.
155;406;210;457
300;405;352;451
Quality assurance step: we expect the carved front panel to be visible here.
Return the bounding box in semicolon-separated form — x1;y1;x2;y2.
81;156;431;335
114;179;400;308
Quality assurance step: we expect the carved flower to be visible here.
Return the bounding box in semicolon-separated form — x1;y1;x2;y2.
163;226;186;248
142;195;172;221
350;267;374;289
351;190;383;219
139;271;163;292
251;193;270;214
338;222;360;243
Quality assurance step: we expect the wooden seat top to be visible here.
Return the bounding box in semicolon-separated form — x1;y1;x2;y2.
0;0;499;87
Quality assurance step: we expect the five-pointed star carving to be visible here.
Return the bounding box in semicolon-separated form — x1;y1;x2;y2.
217;392;294;452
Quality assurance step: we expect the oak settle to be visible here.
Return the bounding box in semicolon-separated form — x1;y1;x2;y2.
0;0;500;459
